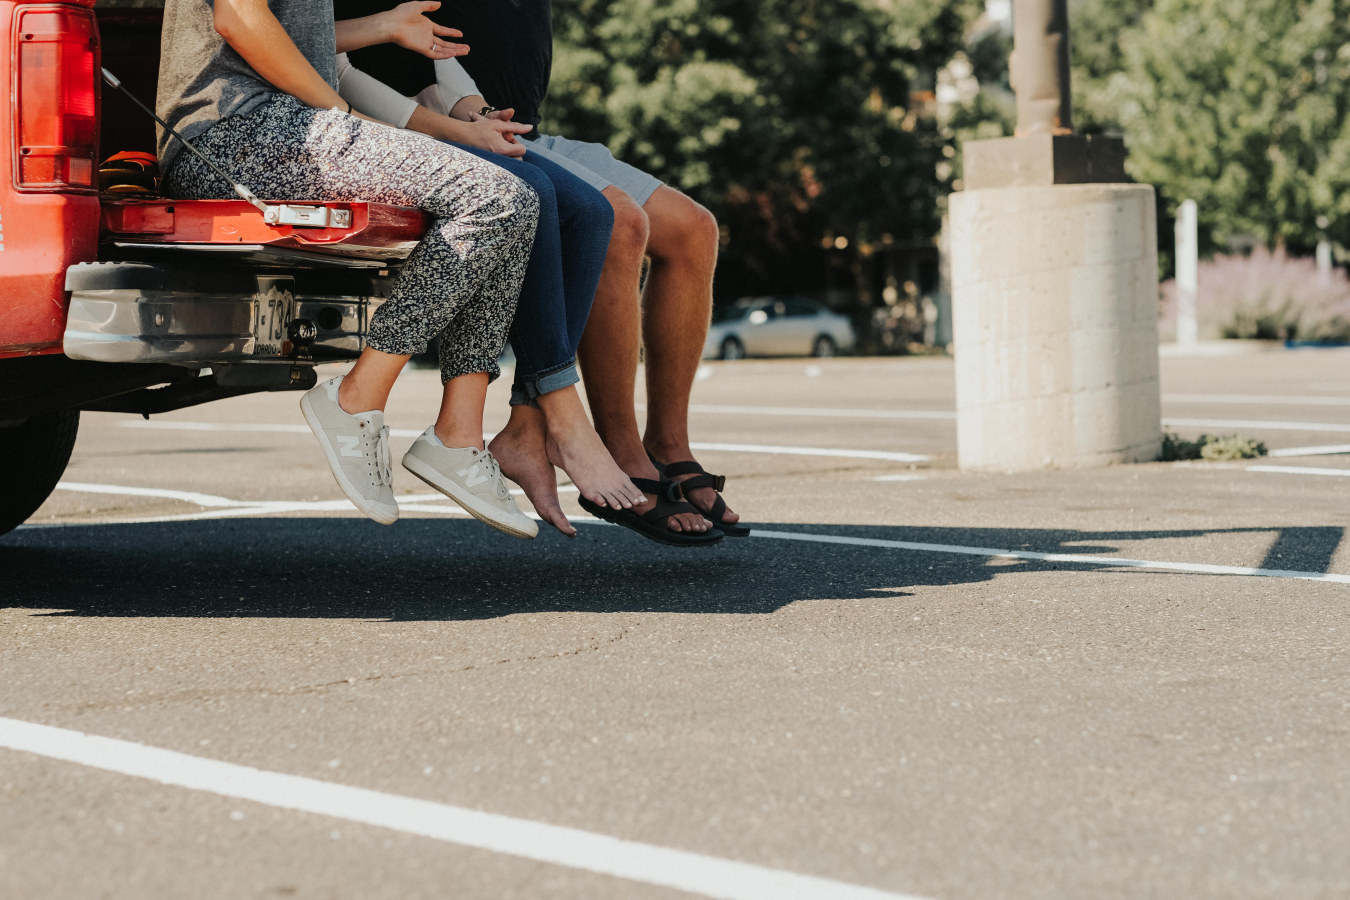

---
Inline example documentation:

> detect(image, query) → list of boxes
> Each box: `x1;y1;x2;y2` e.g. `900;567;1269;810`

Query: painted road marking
51;482;575;526
34;483;1350;584
1247;465;1350;478
1162;418;1350;434
754;530;1350;585
688;404;955;421
1163;393;1350;407
0;718;925;900
1268;444;1350;458
119;420;932;464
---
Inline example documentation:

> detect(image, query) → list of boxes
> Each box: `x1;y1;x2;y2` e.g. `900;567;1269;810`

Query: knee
582;190;615;236
500;174;541;232
665;200;719;260
607;197;649;261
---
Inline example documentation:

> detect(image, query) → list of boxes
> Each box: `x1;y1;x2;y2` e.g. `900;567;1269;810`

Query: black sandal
650;458;751;537
577;477;723;547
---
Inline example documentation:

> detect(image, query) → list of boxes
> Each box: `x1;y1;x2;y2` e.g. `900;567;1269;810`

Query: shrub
1159;247;1350;342
1160;433;1267;461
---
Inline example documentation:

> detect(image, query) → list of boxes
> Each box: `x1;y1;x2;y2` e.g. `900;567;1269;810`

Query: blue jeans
453;145;613;404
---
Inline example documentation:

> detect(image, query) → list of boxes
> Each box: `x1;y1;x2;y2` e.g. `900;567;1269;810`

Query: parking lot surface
3;346;1348;899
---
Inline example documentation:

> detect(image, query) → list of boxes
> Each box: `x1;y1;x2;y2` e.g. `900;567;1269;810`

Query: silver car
702;296;856;359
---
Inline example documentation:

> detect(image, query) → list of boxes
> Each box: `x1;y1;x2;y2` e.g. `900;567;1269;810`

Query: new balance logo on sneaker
456;464;490;488
299;375;399;525
402;427;537;539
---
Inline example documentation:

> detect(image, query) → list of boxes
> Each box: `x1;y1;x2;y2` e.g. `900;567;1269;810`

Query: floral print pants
163;94;539;383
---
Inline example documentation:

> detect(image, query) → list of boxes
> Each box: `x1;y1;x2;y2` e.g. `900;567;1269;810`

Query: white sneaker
402;428;538;539
299;375;398;525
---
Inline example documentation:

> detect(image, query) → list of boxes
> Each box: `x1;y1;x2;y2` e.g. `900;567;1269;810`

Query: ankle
643;436;692;465
433;425;484;451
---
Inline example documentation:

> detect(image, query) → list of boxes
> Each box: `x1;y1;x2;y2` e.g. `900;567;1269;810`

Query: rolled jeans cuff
510;361;579;406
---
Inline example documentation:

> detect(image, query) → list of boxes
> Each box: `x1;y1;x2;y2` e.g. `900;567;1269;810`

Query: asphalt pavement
2;345;1348;899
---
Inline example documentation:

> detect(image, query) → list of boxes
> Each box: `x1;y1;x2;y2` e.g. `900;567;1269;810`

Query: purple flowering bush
1160;247;1350;342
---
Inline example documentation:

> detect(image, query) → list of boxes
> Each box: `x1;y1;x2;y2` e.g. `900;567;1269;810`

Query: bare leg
638;187;740;526
577;187;709;533
432;372;489;450
337;347;411;413
489;404;576;536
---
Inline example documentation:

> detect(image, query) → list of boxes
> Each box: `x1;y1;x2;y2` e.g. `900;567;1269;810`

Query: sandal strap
631;476;684;504
660;460;726;492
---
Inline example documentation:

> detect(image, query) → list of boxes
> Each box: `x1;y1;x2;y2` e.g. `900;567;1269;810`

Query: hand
460;115;533;157
385;1;467;59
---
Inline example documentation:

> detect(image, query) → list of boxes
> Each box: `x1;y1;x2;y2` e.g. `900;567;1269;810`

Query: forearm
435;58;486;119
215;0;344;110
406;105;473;142
449;94;489;121
338;53;417;127
334;14;392;53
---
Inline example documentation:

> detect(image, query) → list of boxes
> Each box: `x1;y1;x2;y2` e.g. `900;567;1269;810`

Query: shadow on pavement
2;518;1343;620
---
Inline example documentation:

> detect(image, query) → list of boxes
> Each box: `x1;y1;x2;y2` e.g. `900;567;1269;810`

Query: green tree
547;0;978;310
1115;0;1350;253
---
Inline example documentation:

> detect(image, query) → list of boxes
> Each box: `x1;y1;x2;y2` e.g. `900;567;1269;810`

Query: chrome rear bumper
63;258;392;365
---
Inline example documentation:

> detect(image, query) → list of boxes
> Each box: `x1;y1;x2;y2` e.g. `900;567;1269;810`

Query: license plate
253;276;297;357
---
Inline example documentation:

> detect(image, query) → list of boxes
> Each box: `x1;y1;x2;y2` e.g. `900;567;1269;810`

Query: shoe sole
300;392;398;526
577;496;723;547
402;452;538;539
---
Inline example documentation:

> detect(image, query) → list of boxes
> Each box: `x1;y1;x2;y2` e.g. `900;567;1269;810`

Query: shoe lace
373;425;392;486
479;450;508;498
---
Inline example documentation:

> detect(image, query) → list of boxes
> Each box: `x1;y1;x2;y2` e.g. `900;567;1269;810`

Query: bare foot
537;388;645;511
614;456;712;534
488;406;576;537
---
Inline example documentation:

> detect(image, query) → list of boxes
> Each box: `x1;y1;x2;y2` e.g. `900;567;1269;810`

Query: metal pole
1175;199;1199;346
1012;0;1073;135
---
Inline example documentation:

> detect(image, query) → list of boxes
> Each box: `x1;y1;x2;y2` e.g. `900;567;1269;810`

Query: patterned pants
163;95;539;383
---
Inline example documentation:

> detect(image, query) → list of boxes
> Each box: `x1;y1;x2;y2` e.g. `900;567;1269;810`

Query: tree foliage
1076;0;1350;253
547;0;978;301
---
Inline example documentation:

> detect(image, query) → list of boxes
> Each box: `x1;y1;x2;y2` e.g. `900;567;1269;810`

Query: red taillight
14;6;99;191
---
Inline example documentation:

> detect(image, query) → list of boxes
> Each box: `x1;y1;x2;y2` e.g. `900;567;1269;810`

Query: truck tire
0;410;79;537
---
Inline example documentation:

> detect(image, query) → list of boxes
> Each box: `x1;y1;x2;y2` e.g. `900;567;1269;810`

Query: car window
782;298;818;317
712;301;756;323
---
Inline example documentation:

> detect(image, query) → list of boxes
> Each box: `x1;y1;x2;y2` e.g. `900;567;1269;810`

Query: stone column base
950;183;1161;472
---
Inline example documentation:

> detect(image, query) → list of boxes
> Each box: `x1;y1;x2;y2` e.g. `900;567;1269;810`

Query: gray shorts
526;133;664;207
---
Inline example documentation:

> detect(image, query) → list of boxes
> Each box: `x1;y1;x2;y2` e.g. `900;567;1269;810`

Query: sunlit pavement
3;346;1348;900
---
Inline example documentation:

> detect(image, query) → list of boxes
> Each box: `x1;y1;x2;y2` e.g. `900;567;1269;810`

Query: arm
337;53;532;155
434;59;524;134
214;0;345;110
334;1;466;58
336;53;417;127
436;58;487;119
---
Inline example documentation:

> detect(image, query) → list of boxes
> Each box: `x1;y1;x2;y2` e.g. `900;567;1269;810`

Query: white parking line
38;482;1350;584
119;420;932;464
1246;465;1350;478
1268;444;1350;458
1162;417;1350;433
754;531;1350;584
50;482;577;526
687;404;956;421
0;717;925;900
1163;393;1350;407
689;442;928;463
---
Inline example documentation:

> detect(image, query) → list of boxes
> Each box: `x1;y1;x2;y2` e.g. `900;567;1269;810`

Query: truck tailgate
102;198;431;262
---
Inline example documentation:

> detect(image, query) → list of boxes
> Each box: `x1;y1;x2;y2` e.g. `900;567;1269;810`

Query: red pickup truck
0;0;428;535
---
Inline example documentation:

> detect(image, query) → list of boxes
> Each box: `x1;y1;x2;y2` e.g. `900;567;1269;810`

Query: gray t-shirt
155;0;337;175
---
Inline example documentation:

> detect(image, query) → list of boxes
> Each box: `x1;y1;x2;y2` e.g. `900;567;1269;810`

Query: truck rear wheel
0;410;79;537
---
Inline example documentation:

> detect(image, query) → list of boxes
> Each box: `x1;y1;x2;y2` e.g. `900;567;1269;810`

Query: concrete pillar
950;183;1161;471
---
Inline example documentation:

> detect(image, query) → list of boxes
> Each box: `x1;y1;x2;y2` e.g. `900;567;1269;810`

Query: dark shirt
337;0;552;131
